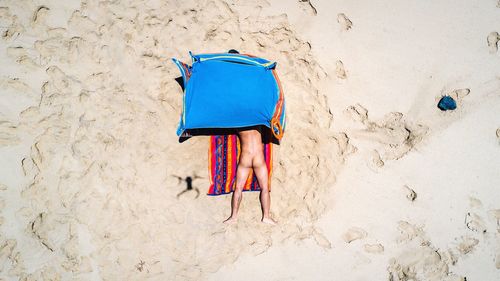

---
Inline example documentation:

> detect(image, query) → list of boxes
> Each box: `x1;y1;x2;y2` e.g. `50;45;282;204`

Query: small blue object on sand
437;96;457;111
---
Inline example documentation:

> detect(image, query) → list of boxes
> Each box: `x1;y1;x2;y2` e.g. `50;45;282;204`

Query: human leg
253;155;277;225
224;152;252;223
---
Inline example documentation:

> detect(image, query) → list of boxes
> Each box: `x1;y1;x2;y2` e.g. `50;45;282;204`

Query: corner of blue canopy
171;58;192;91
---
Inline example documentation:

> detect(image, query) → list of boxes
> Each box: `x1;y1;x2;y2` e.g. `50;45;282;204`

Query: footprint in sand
397;221;425;243
32;6;50;27
342;227;367;243
67;10;97;33
487;32;500;53
312;228;332;249
363;243;384;254
0;77;32;93
403;185;417;201
345;103;369;124
337;13;352;31
449;88;470;100
456;236;479;255
299;0;317;15
335;60;347;79
465;212;486;233
30;212;55;252
332;132;357;159
6;46;26;58
469;196;483;208
0;120;20;146
368;149;384;171
0;7;24;40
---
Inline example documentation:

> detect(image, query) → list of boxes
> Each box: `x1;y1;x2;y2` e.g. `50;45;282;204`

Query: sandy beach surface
0;0;499;280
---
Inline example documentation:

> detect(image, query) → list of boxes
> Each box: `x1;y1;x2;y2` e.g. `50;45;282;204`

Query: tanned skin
223;127;277;225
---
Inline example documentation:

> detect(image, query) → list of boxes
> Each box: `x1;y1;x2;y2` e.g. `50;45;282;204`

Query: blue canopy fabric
172;52;286;141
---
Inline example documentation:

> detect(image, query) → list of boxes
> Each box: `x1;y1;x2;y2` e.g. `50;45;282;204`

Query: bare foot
261;217;277;225
223;217;237;224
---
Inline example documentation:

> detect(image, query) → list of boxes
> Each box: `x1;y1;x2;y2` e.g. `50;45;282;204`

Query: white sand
0;0;499;280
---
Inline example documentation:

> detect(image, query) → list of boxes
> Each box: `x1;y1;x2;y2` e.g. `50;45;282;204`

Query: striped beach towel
207;135;272;196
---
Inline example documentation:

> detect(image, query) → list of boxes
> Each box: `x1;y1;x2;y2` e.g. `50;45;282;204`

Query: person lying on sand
223;125;277;225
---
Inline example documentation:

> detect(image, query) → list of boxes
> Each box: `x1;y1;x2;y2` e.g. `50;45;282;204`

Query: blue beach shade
172;52;286;141
437;96;457;111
